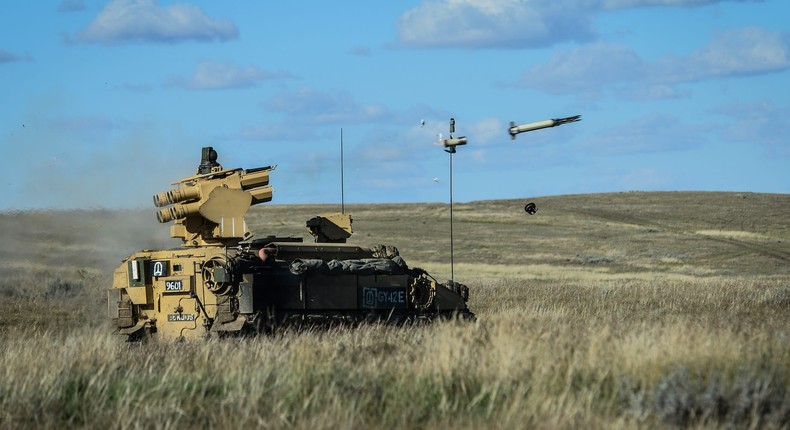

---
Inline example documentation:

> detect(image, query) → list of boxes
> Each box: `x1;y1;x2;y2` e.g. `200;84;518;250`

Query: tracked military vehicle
108;147;473;340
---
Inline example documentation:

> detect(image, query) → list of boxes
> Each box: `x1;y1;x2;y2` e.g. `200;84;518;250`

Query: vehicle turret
152;147;273;247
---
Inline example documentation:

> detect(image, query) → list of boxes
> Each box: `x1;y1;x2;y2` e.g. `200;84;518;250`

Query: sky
1;0;788;211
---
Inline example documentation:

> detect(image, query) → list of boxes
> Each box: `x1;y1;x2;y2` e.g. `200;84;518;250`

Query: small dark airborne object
524;202;538;215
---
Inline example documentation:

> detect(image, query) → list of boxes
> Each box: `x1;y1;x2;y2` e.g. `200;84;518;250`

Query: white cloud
616;84;689;101
714;100;790;156
519;43;645;95
74;0;237;45
579;112;712;154
264;88;391;125
602;0;761;9
350;46;372;57
57;0;85;13
518;28;790;99
657;27;790;83
396;0;765;50
238;89;398;142
397;0;596;49
468;117;504;144
0;48;30;63
168;61;292;90
238;123;319;142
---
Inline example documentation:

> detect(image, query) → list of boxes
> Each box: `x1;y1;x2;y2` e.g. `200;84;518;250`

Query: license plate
360;287;407;309
164;280;184;292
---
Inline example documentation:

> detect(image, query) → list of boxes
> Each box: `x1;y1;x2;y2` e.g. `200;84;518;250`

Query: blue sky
1;0;788;210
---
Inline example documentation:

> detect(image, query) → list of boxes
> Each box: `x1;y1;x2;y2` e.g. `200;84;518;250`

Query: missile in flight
508;115;581;140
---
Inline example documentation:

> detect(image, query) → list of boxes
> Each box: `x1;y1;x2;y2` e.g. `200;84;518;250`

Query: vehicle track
572;208;790;263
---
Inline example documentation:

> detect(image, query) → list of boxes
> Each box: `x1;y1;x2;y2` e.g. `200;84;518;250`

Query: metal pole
449;150;454;281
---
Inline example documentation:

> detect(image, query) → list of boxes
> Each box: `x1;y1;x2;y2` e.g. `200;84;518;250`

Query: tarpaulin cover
289;256;408;276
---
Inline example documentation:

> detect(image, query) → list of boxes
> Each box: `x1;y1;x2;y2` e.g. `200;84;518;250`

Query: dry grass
1;192;788;429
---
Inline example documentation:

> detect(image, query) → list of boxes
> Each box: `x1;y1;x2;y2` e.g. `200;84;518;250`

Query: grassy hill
1;192;788;428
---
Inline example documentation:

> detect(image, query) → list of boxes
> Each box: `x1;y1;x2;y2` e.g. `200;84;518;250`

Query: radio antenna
340;128;345;214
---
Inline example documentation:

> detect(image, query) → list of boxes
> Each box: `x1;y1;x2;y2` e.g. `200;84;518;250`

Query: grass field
1;192;788;429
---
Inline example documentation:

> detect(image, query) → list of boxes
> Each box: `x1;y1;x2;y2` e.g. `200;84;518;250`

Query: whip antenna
340;128;345;214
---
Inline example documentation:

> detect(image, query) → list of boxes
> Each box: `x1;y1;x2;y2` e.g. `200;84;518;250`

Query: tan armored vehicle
108;147;473;340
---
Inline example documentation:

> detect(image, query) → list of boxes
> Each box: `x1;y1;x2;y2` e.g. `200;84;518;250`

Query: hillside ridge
1;191;787;280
